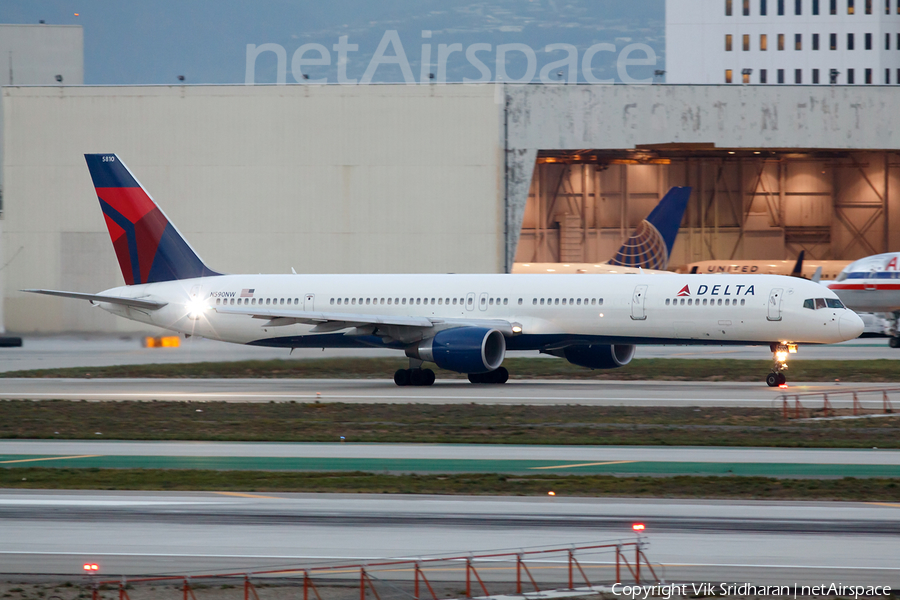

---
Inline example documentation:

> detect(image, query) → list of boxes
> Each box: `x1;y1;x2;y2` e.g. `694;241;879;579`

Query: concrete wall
1;84;502;332
503;84;900;267
0;24;83;86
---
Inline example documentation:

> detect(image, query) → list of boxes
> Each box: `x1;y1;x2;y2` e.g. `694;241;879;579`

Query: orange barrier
86;541;660;600
777;387;896;419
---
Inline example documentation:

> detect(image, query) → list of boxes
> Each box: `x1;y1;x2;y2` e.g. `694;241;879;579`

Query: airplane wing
22;289;168;310
213;305;515;335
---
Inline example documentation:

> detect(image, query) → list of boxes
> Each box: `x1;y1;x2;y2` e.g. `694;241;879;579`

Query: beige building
3;83;900;332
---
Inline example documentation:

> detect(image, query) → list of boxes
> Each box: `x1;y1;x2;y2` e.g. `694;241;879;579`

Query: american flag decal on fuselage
240;289;255;297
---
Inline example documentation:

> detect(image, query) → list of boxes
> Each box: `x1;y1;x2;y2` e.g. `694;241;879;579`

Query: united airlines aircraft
26;155;864;387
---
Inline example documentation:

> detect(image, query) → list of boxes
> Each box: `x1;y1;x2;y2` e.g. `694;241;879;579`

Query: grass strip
3;467;900;500
1;400;899;447
2;357;899;382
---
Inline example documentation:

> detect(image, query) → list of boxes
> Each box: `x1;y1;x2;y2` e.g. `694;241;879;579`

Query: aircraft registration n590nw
26;154;865;388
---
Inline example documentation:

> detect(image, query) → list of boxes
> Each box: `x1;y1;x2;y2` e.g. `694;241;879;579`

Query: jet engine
556;344;636;369
407;327;506;374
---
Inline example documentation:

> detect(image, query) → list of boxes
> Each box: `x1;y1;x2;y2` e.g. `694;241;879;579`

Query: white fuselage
94;273;863;350
829;253;900;314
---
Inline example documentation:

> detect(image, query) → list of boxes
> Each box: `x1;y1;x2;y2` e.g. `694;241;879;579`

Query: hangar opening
514;146;896;271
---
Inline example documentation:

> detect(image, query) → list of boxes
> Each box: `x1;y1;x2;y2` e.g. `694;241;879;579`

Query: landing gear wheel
467;368;508;384
890;337;900;349
394;369;410;387
467;372;484;384
777;372;787;386
492;367;509;384
766;372;779;387
423;369;436;386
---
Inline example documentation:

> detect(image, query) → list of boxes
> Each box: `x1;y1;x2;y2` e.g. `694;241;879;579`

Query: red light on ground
83;563;98;571
632;523;645;532
778;383;788;389
83;564;91;571
548;491;556;496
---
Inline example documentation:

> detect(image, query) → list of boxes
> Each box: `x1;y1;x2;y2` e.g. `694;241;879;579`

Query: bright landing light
186;298;207;320
776;351;788;362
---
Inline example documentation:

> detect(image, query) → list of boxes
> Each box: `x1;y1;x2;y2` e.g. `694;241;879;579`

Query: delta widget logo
677;285;690;297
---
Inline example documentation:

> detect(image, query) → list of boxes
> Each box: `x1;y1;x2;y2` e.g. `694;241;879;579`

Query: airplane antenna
291;267;297;274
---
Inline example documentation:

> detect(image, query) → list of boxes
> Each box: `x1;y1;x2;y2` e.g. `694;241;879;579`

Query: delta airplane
829;252;900;347
26;155;864;388
512;186;691;275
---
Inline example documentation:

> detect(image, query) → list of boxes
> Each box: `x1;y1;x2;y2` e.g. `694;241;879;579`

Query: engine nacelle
407;327;506;374
559;344;636;369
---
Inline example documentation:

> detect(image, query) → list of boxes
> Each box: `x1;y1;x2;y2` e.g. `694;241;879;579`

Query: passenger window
815;298;827;310
725;299;730;306
366;298;370;305
741;299;745;306
591;299;596;305
452;298;457;305
540;299;545;305
438;298;443;305
490;298;494;306
387;298;392;305
598;299;603;306
295;298;299;304
702;299;707;305
717;299;723;306
330;298;335;305
504;299;508;305
555;299;559;305
576;299;582;305
680;299;685;305
402;298;407;305
562;299;567;305
665;299;670;305
688;299;693;306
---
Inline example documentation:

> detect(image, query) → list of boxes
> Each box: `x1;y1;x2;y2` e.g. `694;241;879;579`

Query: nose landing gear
766;343;796;387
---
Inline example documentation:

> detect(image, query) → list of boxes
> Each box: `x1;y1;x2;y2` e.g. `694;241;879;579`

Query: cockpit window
826;298;844;309
804;297;845;310
836;272;848;282
815;298;827;310
803;299;814;310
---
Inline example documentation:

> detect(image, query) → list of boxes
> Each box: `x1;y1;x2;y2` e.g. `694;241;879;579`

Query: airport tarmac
0;490;897;584
2;441;899;477
0;335;897;373
2;377;897;407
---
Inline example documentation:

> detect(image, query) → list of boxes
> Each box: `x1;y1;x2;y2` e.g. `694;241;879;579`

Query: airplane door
865;268;878;291
466;293;475;311
189;285;201;300
767;288;783;321
304;294;315;311
631;285;648;320
478;292;489;311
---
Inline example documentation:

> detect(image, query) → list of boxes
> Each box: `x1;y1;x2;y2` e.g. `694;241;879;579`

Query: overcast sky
0;1;665;84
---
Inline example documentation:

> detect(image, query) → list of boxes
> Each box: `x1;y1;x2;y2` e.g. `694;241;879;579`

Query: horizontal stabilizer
22;289;168;310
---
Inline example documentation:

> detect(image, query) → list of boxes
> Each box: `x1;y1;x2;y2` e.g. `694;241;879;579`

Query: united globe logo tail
608;186;691;271
84;154;221;285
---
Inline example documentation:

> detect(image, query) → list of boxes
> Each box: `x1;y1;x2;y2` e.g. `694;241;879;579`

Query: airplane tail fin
608;186;691;271
790;250;805;278
84;154;221;285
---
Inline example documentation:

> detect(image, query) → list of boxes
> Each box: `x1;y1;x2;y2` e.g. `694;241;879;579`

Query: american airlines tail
84;154;221;285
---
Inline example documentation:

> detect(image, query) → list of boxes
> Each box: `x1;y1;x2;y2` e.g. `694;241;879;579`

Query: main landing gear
766;343;797;387
394;367;435;387
888;311;900;349
468;367;509;384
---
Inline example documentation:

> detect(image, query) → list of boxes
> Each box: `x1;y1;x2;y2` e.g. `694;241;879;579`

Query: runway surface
3;377;898;408
0;335;897;373
0;490;897;584
3;441;899;477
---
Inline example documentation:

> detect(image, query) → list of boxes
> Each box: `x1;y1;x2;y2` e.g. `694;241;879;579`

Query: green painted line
2;455;900;478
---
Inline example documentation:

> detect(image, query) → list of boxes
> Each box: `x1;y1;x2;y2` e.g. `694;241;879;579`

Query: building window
795;68;803;83
866;0;872;12
795;33;802;50
813;33;820;49
726;0;733;14
778;68;785;82
848;68;855;83
848;0;855;12
813;68;820;83
830;0;837;13
778;0;785;13
886;68;891;83
897;33;900;49
744;0;751;13
897;68;900;83
778;33;785;50
761;33;768;49
743;34;750;50
743;69;751;83
726;34;733;50
830;33;837;49
761;0;768;13
865;32;872;49
813;0;820;13
796;0;803;12
760;68;768;82
726;69;733;83
865;67;872;83
888;0;891;12
830;68;840;83
847;33;854;50
887;32;891;49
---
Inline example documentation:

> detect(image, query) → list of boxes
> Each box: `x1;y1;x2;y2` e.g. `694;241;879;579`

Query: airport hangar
2;83;900;333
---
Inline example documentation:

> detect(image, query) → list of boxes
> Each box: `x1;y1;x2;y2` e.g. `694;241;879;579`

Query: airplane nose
839;311;865;340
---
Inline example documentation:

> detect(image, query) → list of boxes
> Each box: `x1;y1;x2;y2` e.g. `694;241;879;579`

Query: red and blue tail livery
85;154;221;285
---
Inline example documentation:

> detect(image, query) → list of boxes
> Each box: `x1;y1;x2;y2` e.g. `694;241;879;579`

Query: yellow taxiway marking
214;491;284;500
867;502;900;508
530;460;636;470
0;455;101;464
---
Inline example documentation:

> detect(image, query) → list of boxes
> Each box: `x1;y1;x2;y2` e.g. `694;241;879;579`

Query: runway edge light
632;523;645;532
